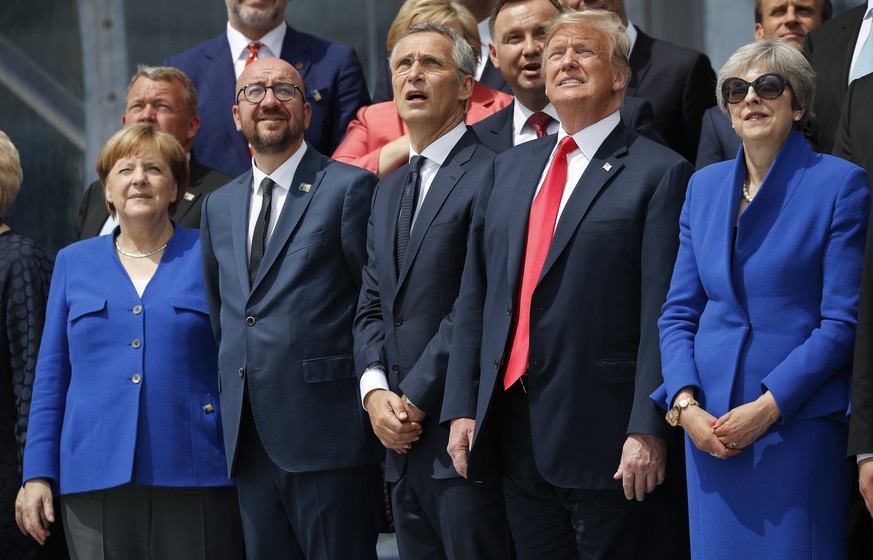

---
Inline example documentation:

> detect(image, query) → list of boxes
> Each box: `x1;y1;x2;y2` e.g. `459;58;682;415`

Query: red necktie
504;136;578;390
526;112;553;139
245;42;261;66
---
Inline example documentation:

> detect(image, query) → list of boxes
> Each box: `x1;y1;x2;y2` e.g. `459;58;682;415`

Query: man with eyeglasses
354;22;513;559
696;0;832;169
200;57;382;560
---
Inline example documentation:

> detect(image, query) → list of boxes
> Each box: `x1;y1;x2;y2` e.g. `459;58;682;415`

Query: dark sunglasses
721;73;790;104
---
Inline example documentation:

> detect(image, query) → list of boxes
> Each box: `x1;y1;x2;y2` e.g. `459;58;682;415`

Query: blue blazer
23;226;231;495
201;146;381;474
353;129;495;482
165;24;370;178
655;130;870;423
695;106;741;170
441;123;693;486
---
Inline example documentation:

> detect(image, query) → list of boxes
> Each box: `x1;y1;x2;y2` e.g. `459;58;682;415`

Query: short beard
228;3;283;29
250;127;294;154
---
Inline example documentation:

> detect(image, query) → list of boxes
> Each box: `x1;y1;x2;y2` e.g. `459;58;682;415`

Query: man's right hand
364;389;422;453
447;418;476;478
859;457;873;516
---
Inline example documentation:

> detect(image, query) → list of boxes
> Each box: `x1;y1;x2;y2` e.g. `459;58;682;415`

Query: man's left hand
613;433;666;501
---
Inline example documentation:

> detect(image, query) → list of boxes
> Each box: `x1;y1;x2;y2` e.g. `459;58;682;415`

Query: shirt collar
409;121;467;168
226;21;286;64
513;101;560;136
625;20;638;57
557;111;620;161
251;142;307;195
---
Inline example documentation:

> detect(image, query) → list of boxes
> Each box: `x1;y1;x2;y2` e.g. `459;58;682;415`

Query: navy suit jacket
695;106;741;170
165;24;370;178
441;123;693;487
833;72;873;181
472;96;664;154
628;27;716;164
72;157;231;241
804;3;867;154
200;145;381;474
353;129;495;482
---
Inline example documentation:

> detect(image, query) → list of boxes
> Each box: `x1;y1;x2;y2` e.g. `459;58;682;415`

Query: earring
794;114;801;121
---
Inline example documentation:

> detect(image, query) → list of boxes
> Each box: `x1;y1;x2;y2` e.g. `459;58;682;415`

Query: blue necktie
850;25;873;84
396;155;425;274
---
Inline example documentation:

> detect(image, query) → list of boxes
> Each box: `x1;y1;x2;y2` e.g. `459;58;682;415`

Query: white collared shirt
476;18;492;80
849;1;873;84
624;19;639;58
246;143;307;259
227;21;286;79
513;102;561;146
534;111;621;231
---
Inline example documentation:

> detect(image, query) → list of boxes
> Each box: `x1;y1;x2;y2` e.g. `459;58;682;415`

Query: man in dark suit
696;0;832;169
473;0;662;154
442;9;693;558
200;57;381;560
165;0;370;178
805;1;871;154
456;0;512;92
354;23;511;559
72;66;231;241
834;73;873;179
569;0;716;164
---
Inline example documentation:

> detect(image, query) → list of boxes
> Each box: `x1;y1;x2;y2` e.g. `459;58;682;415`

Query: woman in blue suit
16;124;243;560
654;40;870;559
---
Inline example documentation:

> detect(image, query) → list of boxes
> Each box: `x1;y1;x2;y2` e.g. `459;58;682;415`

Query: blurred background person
17;124;244;560
73;66;231;241
332;0;512;177
696;0;832;169
655;40;869;559
0;131;61;559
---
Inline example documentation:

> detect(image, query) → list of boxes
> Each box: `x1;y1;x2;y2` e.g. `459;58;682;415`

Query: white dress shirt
227;21;286;79
476;18;492;81
512;101;561;146
849;1;873;84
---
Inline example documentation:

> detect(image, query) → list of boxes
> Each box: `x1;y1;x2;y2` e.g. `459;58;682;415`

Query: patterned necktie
527;112;554;139
504;136;578;390
849;26;873;84
396;155;425;274
246;42;261;67
249;177;274;284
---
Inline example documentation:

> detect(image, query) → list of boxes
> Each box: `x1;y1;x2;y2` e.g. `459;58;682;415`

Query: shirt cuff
857;453;873;464
360;368;389;410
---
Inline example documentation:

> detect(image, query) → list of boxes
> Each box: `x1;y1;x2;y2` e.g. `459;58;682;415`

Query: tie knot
247;42;261;57
557;136;578;157
526;112;553;138
260;176;274;197
409;155;425;174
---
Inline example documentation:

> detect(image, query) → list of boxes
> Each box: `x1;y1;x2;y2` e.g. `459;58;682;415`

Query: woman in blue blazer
16;124;243;560
654;41;870;559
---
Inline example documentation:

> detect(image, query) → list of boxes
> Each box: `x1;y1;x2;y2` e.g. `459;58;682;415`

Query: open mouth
522;62;541;75
405;90;427;101
744;112;767;121
560;78;582;86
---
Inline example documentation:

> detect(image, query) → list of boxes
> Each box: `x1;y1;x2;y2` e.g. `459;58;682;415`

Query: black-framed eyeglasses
722;73;790;104
392;55;459;76
236;83;303;104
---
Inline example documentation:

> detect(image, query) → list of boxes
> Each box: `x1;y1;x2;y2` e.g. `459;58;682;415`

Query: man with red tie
442;9;693;559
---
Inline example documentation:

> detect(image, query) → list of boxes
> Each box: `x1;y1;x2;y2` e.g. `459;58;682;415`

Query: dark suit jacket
371;57;510;103
200;145;381;474
353;129;495;482
440;123;693;486
804;3;867;154
695;106;741;170
471;97;665;154
628;27;716;164
833;72;873;181
72;157;231;241
165;24;370;178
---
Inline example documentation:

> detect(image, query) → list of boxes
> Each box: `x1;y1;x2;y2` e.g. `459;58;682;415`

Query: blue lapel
230;171;255;293
280;25;313;84
200;36;245;162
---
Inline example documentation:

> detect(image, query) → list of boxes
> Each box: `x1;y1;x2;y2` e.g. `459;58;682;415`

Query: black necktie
396;155;425;274
249;176;274;283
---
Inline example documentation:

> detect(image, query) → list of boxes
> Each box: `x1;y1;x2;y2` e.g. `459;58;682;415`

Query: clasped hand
364;389;424;453
681;392;780;459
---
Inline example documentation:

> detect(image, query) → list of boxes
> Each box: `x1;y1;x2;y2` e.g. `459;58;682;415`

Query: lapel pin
183;192;196;201
298;183;312;192
311;89;322;102
295;62;304;70
602;163;613;172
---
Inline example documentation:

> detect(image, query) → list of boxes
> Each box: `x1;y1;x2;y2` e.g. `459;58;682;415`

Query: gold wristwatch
666;397;699;427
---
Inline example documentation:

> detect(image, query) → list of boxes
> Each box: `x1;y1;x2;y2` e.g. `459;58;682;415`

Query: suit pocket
424;219;464;239
580;219;636;233
68;298;107;322
600;359;636;384
301;354;356;383
289;230;325;254
171;295;210;315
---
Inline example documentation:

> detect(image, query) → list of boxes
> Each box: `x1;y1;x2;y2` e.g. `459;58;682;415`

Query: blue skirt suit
654;130;870;559
22;226;240;557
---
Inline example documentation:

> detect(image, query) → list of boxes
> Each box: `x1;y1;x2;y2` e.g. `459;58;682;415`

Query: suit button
392;364;400;373
246;316;256;326
393;315;403;326
131;373;142;384
132;305;143;315
239;367;245;378
131;339;141;349
506;307;512;316
493;360;500;369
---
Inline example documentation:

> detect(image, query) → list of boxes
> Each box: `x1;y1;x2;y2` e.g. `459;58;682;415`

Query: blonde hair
386;0;481;59
0;131;23;217
96;123;189;218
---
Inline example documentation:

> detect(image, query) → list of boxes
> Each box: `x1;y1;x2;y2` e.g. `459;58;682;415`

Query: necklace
115;237;168;258
742;177;754;203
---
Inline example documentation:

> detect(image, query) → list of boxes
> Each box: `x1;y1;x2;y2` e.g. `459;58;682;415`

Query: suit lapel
627;27;653;97
281;26;313;83
251;146;325;290
489;103;515;153
174;158;208;224
704;151;746;316
507;137;555;295
201;38;243;161
230;172;254;293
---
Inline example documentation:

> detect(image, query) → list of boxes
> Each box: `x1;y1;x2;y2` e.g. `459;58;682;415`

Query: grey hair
716;39;815;128
390;22;478;80
0;131;22;217
126;65;199;117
